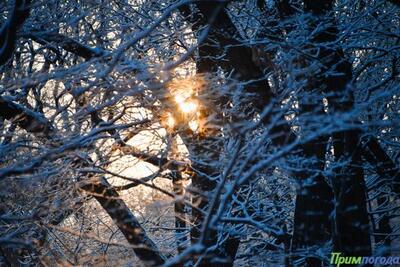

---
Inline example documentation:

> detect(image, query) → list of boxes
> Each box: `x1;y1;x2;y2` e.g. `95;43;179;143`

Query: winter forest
0;0;399;266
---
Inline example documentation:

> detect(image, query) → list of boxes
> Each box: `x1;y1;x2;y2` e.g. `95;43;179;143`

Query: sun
172;89;198;115
163;75;207;133
179;99;198;114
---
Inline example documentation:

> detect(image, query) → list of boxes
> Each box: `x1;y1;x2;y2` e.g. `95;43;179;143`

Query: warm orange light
174;94;186;105
188;120;199;132
166;113;176;128
161;112;176;130
166;75;208;134
180;100;198;114
173;91;198;115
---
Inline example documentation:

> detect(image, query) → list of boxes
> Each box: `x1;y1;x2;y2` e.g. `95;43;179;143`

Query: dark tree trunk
171;168;187;255
0;0;31;66
291;120;334;267
181;2;333;266
362;136;398;248
331;129;372;257
302;0;372;260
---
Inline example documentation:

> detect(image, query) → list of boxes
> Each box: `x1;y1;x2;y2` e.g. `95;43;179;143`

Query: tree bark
0;0;31;66
303;0;372;259
184;3;334;266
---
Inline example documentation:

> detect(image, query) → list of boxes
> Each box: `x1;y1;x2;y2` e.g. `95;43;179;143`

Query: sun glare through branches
0;0;399;266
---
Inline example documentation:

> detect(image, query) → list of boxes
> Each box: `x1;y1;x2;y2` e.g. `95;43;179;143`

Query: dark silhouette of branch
80;177;166;266
388;0;400;7
0;0;31;66
23;31;107;60
0;96;53;134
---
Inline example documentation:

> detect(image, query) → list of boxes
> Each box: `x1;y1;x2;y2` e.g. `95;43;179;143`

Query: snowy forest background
0;0;399;266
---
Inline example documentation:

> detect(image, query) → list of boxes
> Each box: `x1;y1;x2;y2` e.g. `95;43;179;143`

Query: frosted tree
0;0;399;266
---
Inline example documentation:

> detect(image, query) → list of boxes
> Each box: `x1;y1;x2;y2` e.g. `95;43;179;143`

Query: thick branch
0;0;31;66
80;177;166;266
0;96;53;134
24;31;107;60
388;0;400;7
362;135;400;193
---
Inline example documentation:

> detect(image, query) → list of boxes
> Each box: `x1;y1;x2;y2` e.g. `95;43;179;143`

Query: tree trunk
302;0;372;259
0;0;31;66
181;2;334;266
